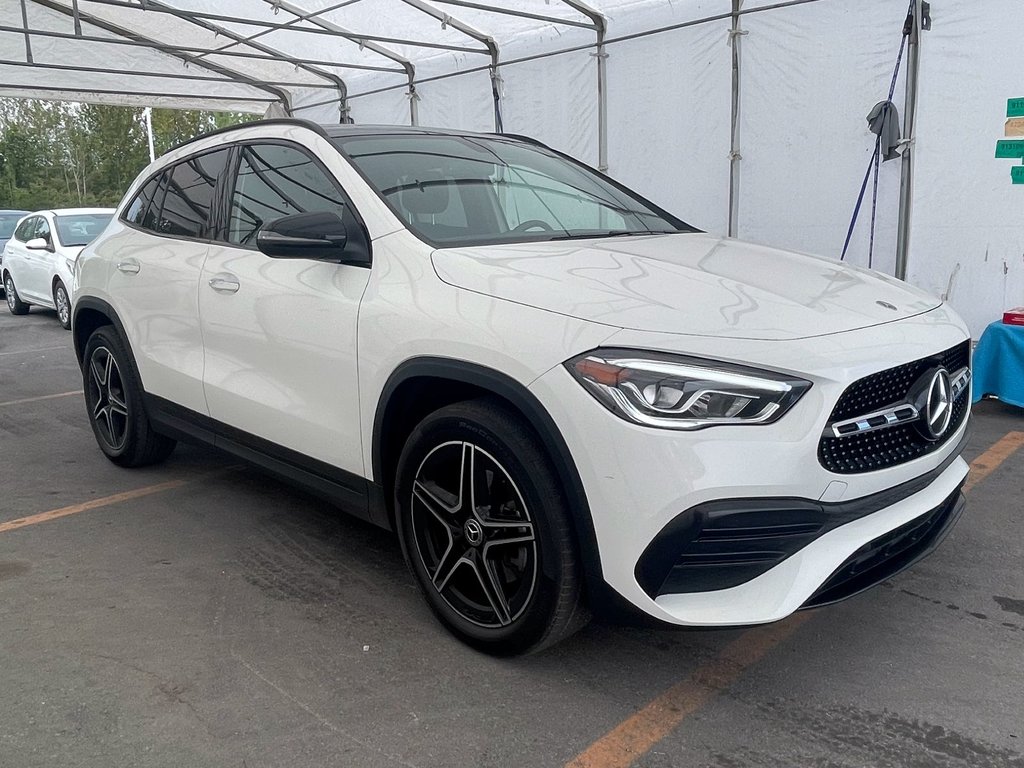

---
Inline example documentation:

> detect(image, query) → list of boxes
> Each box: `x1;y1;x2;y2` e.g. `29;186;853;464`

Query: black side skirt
144;394;384;528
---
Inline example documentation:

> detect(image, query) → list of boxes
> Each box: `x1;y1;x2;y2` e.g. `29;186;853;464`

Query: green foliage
0;99;258;210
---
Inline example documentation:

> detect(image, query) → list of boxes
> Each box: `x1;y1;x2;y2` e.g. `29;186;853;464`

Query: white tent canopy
2;0;1021;338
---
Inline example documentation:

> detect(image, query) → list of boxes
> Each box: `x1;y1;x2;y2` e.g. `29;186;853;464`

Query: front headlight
565;349;811;430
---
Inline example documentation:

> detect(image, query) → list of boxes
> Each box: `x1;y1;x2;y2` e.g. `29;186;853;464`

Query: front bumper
528;313;971;627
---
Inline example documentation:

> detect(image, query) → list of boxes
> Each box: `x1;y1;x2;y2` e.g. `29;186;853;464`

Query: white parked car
3;208;114;329
72;120;971;654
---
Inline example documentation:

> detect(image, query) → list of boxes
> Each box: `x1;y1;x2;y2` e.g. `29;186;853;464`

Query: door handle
116;259;140;274
208;273;240;294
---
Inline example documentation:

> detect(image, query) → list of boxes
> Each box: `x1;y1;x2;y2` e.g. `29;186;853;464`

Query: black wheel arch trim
372;356;611;606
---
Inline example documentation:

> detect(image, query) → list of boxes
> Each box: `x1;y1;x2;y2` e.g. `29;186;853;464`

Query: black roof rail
166;117;331;155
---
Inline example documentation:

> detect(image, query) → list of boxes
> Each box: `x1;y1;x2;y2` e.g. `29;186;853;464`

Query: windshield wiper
549;230;676;241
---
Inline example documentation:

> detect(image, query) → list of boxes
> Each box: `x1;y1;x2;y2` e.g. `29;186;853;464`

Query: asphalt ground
1;306;1022;768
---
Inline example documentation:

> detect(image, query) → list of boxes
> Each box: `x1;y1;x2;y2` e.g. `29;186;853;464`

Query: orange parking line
0;390;82;408
567;430;1024;768
0;478;192;535
565;614;812;768
963;431;1024;493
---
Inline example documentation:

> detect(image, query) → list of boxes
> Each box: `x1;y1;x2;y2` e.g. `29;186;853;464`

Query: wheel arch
372;357;605;594
73;296;127;366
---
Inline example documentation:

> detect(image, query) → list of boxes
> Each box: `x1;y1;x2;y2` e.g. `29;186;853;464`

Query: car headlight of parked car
566;349;812;430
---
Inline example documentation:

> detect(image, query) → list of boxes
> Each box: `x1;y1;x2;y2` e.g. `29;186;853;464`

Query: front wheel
53;280;71;330
394;399;588;655
5;274;29;315
82;326;176;467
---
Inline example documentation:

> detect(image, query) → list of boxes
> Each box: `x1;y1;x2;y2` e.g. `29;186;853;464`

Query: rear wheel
4;274;29;315
394;399;588;655
53;280;71;330
82;326;176;467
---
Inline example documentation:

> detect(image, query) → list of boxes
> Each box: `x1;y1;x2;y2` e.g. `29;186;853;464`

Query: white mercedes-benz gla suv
73;120;971;654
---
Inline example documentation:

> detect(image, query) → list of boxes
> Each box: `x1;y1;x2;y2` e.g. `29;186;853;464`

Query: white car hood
430;233;941;341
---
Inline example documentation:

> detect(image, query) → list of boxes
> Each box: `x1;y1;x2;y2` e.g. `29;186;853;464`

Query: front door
199;141;370;480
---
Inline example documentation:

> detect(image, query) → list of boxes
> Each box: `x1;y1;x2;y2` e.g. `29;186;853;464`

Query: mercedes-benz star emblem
464;518;484;547
923;368;953;440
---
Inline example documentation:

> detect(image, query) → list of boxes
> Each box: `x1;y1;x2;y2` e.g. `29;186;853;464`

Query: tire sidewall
82;327;146;461
395;403;571;654
54;281;71;329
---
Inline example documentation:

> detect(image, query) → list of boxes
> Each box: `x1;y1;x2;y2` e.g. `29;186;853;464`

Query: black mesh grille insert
819;341;970;474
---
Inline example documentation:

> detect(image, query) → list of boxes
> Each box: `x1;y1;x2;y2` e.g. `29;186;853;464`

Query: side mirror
256;211;367;265
26;237;52;252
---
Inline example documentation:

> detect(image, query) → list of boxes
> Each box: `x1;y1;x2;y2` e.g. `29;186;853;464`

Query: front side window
13;217;34;242
157;150;229;238
35;217;51;243
334;134;690;247
54;214;113;247
227;143;350;246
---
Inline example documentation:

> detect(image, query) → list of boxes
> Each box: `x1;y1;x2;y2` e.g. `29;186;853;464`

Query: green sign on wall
995;140;1024;158
1013;166;1024;185
1009;98;1024;118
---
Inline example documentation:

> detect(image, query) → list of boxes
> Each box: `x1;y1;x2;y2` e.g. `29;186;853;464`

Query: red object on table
1004;308;1024;326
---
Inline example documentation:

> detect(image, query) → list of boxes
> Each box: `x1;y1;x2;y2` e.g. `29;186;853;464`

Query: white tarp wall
1;0;1018;337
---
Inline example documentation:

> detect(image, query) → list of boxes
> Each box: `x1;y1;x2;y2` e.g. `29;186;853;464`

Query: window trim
118;146;232;246
217;137;372;267
330;133;698;250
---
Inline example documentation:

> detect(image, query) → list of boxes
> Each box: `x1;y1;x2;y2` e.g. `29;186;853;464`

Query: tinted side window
36;217;51;242
227;144;349;246
124;176;160;227
157;150;229;238
143;172;169;232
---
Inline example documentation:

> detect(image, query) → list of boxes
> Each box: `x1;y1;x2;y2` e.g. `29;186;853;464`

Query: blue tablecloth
972;321;1024;408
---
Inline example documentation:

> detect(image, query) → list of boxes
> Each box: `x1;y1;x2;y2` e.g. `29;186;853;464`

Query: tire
4;273;29;315
53;280;71;330
394;398;588;655
82;326;176;467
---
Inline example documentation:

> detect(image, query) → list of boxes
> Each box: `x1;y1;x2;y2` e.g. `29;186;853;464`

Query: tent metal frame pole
0;59;345;89
0;83;276;103
128;0;348;119
259;0;416;125
24;1;294;112
395;0;502;131
431;0;596;30
0;22;403;72
895;0;923;281
562;1;608;171
727;0;746;238
70;0;82;35
19;0;33;63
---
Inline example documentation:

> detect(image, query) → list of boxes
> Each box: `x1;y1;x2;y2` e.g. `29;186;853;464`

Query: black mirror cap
256;211;370;266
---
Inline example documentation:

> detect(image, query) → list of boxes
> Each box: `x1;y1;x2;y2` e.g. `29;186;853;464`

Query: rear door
107;149;230;413
199;140;370;487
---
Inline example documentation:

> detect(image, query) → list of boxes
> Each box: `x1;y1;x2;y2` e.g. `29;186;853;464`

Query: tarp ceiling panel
415;69;494;134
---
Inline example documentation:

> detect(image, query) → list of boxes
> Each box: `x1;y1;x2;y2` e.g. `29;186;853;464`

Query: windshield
0;214;22;240
54;213;112;247
333;134;691;247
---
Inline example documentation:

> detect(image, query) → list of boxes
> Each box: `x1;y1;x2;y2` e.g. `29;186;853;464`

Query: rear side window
227;143;350;246
157;150;229;238
124;176;159;227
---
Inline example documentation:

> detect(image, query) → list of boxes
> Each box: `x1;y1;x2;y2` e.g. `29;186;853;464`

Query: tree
0;98;258;209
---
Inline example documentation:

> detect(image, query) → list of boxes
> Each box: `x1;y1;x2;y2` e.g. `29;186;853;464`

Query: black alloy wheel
395;399;587;655
82;326;176;467
54;280;71;330
411;441;539;629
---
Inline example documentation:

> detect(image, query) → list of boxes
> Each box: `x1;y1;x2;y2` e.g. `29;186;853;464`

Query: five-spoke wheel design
86;345;130;452
411;441;538;629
